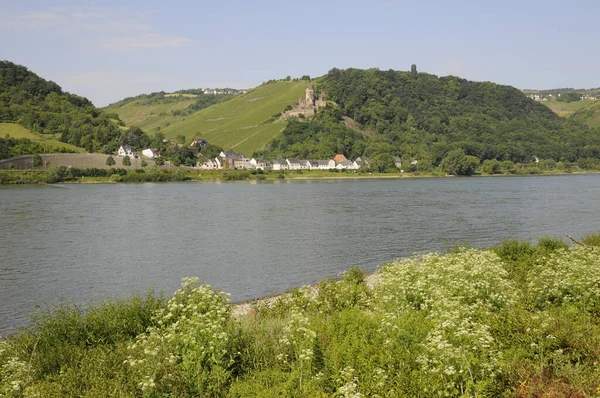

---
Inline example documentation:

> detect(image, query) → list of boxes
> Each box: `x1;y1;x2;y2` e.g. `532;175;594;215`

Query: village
117;143;407;172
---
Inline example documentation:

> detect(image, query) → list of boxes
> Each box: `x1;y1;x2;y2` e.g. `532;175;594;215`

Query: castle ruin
282;85;327;118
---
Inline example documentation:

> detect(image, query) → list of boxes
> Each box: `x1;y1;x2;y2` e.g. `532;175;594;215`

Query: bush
582;232;600;247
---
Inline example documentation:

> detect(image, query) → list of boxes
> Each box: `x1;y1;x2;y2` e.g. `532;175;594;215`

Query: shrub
582;232;600;247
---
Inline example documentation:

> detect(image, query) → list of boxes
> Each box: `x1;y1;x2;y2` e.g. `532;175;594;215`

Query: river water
1;175;599;335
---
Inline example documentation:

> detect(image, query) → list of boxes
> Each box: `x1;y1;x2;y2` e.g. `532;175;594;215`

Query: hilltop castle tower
282;85;326;118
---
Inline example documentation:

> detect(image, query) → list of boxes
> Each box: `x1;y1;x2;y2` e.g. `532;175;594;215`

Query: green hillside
106;96;197;128
543;99;600;128
0;60;149;154
108;81;310;156
0;123;85;152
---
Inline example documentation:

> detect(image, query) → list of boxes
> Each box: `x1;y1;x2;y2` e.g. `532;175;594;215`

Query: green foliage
30;154;42;167
318;68;600;164
481;158;501;174
262;108;366;160
0;61;151;152
441;149;479;175
121;155;131;167
558;92;582;103
0;290;164;395
582;232;600;247
373;153;395;172
126;278;233;396
0;136;77;160
105;155;115;167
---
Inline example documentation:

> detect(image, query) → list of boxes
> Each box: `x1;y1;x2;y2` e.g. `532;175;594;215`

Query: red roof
333;154;346;162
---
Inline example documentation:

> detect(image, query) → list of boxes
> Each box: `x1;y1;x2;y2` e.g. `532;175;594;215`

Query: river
1;175;599;335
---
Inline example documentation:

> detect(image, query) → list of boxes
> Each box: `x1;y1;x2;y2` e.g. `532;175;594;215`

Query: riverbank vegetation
1;161;599;185
1;234;600;396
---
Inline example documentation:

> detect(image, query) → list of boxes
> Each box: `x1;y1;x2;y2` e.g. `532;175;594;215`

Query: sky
1;0;598;107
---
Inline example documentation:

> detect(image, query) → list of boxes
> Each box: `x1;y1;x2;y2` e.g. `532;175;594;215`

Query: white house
353;157;367;169
286;159;307;170
336;160;354;170
307;159;335;170
198;157;222;170
250;158;267;170
198;158;216;170
272;160;289;171
393;156;402;169
118;145;137;157
234;155;251;170
142;148;159;158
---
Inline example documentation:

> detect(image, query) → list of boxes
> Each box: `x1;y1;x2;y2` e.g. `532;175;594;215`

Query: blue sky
1;0;598;106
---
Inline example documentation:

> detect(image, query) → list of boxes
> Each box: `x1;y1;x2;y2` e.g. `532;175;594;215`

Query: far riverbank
1;167;598;185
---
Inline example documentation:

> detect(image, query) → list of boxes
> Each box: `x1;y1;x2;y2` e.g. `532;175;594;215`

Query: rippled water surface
1;175;599;334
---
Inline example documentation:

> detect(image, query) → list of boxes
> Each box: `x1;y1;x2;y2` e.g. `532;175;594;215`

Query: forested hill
0;61;148;152
264;68;600;165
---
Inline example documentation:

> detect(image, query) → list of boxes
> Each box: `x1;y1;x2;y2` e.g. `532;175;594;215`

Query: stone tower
305;85;315;105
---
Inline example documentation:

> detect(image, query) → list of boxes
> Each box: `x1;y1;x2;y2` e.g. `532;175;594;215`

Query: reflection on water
1;175;600;335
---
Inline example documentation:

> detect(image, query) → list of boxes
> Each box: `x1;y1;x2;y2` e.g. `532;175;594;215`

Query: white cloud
102;34;191;51
2;6;188;51
8;7;67;28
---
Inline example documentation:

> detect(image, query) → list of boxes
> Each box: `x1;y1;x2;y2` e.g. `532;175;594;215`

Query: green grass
105;98;196;128
0;123;86;153
107;80;311;156
543;99;600;127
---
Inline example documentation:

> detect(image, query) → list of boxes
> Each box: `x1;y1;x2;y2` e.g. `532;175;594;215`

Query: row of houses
527;93;598;101
119;145;411;172
202;88;248;95
198;152;406;171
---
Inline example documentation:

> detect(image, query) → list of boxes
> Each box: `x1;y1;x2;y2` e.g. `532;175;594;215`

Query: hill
0;123;85;154
262;68;600;167
107;80;310;156
543;99;600;128
0;61;149;155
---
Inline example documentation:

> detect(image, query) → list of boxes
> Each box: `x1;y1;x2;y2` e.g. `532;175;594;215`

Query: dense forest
262;68;600;168
0;61;149;153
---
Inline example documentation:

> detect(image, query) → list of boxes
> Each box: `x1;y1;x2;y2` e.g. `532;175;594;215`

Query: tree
31;154;43;168
155;157;165;166
373;153;395;172
411;64;418;75
141;160;148;168
122;155;131;167
441;149;479;176
481;159;501;174
176;135;187;145
106;156;115;167
558;92;582;103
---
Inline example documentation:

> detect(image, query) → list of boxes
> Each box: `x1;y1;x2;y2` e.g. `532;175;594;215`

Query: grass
0;123;85;153
543;99;600;127
105;98;196;128
107;80;311;156
2;235;600;396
